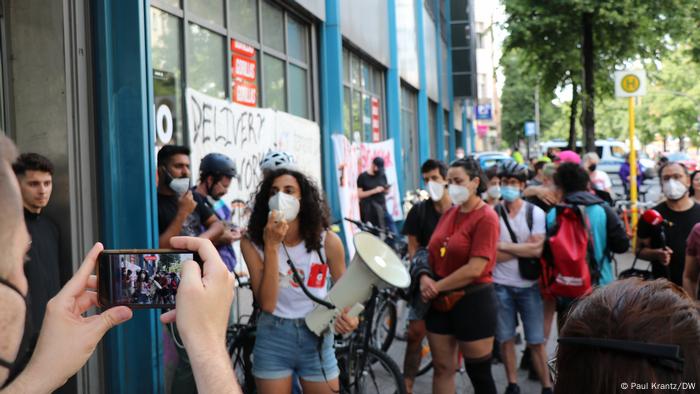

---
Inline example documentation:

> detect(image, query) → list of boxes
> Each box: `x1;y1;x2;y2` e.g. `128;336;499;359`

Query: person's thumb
92;306;133;336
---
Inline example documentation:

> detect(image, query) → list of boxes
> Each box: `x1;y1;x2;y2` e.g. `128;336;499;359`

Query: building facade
0;0;475;392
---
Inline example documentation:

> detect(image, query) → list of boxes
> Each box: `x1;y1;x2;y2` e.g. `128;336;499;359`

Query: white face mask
663;179;687;201
170;177;191;196
427;181;446;202
448;184;471;205
487;185;501;200
268;192;301;222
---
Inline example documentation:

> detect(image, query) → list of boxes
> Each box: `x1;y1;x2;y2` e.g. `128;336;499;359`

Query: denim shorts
494;283;545;345
252;312;339;382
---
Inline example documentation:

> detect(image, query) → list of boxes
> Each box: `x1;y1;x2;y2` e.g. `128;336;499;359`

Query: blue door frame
93;1;163;392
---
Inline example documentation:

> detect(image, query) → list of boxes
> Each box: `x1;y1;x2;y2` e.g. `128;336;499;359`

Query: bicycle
226;275;258;394
336;286;407;394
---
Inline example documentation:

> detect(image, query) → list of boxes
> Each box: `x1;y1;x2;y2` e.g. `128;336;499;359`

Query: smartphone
98;249;201;309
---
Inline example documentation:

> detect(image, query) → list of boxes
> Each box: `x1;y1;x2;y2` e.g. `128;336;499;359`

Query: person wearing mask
546;163;629;321
683;223;700;299
638;162;700;286
357;157;397;236
582;152;613;198
157;145;224;248
689;170;700;204
524;150;581;209
0;135;241;393
420;158;499;394
240;168;358;394
552;279;699;394
193;153;242;271
484;165;501;206
156;145;224;393
493;162;552;394
400;159;451;394
10;153;61;374
527;160;548;187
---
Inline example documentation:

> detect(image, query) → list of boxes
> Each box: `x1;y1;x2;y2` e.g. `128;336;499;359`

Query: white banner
186;88;321;204
332;135;403;255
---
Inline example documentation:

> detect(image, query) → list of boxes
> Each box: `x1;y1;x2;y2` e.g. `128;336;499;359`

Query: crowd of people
0;131;699;394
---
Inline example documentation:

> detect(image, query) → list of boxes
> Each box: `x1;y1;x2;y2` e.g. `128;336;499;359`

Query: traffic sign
524;121;536;137
614;70;647;97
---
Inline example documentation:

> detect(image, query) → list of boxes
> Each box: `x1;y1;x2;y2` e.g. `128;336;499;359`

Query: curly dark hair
247;168;330;253
449;157;487;194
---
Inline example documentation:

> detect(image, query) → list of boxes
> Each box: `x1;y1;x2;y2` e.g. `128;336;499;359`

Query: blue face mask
501;186;521;202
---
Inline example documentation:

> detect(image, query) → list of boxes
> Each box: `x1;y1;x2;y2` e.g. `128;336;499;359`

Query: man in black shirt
638;162;700;285
357;157;396;235
11;153;60;371
401;159;451;394
156;145;224;394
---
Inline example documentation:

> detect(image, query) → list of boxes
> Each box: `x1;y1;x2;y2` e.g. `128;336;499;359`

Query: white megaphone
305;232;411;336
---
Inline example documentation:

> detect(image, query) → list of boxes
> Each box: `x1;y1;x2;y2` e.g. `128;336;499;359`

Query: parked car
539;139;656;175
472;151;513;169
664;152;698;172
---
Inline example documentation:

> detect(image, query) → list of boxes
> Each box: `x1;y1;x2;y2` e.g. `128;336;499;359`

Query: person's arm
603;205;629;253
498;235;545;258
637;237;672;265
358;186;383;200
159;191;197;248
199;216;225;242
523;185;557;205
683;255;699;300
3;243;133;393
407;235;420;259
159;237;241;394
435;257;489;292
323;231;359;334
496;248;516;263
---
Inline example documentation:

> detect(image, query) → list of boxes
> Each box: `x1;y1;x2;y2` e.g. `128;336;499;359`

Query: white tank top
255;234;329;319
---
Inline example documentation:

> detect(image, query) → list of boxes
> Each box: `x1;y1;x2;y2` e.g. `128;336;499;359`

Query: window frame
150;0;317;145
342;46;387;143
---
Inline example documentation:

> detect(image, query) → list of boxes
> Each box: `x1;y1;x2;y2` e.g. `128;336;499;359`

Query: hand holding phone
159;237;235;352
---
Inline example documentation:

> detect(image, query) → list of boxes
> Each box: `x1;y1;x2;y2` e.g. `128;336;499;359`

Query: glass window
261;0;284;52
351;55;360;88
162;0;181;8
612;145;626;159
361;62;370;91
401;85;419;191
443;110;450;160
342;49;350;83
343;87;351;139
151;8;184;145
288;64;307;118
263;54;285;110
187;23;226;99
229;0;258;40
189;0;224;27
352;91;362;142
429;101;437;159
287;16;307;62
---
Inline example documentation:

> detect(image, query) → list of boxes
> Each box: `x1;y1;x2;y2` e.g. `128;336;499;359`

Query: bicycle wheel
415;337;433;377
372;298;397;352
228;329;256;393
337;345;407;394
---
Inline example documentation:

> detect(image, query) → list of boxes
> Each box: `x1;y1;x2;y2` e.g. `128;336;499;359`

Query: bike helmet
199;153;237;179
260;150;295;173
499;160;529;182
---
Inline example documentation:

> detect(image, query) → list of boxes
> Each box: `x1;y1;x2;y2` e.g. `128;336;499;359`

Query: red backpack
541;205;599;299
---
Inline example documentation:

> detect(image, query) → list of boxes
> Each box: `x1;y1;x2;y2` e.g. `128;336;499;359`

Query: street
232;249;646;394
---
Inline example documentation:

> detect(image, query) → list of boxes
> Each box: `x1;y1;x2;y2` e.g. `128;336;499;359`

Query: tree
503;0;700;153
500;50;558;149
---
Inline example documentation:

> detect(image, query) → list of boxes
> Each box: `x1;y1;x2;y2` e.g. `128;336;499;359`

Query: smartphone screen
98;249;199;309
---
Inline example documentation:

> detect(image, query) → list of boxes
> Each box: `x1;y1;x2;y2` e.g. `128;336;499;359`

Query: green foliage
500;50;559;146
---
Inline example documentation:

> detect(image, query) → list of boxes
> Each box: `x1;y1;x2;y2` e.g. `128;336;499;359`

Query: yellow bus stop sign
621;74;641;94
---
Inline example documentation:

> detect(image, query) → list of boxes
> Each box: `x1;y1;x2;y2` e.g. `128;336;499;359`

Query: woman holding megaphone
240;168;358;394
420;158;500;394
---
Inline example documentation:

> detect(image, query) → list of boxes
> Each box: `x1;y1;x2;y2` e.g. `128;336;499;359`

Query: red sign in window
232;56;256;81
144;255;157;261
234;83;257;107
371;97;381;142
231;39;255;57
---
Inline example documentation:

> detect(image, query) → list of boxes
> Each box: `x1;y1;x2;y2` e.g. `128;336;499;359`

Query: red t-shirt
686;223;700;261
427;204;499;283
